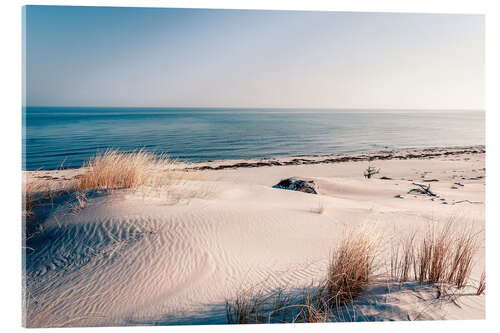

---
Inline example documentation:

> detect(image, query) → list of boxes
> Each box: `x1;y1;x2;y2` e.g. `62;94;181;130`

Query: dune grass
226;228;376;324
225;285;334;324
390;232;417;282
226;223;483;324
390;221;481;290
326;228;376;307
225;286;296;324
74;149;177;191
23;149;208;220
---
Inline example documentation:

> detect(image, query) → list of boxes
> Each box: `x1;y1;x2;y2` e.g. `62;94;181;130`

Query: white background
1;1;498;332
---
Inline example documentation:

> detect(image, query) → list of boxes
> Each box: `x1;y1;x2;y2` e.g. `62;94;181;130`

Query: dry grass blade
447;230;479;288
225;285;328;324
391;232;417;282
428;222;453;283
225;287;268;324
476;271;485;295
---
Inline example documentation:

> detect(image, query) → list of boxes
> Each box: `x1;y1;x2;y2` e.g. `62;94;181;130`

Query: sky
24;6;484;110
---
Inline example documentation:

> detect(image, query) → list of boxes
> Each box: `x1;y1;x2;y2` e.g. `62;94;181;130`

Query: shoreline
186;145;485;171
24;145;485;175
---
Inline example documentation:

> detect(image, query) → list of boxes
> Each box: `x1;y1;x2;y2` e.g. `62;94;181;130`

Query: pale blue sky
24;6;484;109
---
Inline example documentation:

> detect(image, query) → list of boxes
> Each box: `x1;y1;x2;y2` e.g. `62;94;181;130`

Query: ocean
23;107;485;170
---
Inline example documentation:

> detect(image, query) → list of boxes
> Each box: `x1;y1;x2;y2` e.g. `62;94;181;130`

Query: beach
22;145;485;327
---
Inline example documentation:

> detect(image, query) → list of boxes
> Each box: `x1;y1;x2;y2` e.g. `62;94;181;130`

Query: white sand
23;147;485;327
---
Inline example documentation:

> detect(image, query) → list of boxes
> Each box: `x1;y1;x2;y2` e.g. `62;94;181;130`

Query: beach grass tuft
74;149;176;191
390;221;480;289
326;227;376;307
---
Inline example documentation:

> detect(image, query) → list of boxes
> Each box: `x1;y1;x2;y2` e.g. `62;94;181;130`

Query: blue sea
23;107;485;170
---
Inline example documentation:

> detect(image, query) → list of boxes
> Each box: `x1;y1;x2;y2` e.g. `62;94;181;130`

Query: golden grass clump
74;149;176;191
326;228;376;307
418;221;479;288
391;221;481;289
419;222;454;283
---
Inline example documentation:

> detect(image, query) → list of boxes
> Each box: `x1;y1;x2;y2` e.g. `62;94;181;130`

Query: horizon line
23;106;484;111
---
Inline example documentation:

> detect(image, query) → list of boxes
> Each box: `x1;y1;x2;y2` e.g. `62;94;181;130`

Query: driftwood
409;182;437;197
364;165;380;179
453;200;482;204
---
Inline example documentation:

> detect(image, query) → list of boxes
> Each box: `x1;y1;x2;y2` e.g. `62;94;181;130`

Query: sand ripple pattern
24;189;338;327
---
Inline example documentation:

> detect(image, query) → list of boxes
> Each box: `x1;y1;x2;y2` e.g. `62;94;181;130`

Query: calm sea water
23;107;485;170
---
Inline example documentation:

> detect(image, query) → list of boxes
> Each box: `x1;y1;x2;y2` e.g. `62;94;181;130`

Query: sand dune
23;147;485;327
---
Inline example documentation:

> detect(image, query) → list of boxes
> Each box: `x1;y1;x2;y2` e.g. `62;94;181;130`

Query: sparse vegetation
390;221;481;290
226;223;483;324
23;176;74;239
225;284;333;324
226;228;376;324
71;191;88;214
476;271;485;295
326;228;376;307
23;179;43;220
363;164;380;179
23;149;209;224
225;287;295;324
390;232;417;282
74;149;176;191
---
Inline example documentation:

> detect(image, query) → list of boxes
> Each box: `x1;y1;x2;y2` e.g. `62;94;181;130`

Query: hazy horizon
24;6;484;110
25;106;483;112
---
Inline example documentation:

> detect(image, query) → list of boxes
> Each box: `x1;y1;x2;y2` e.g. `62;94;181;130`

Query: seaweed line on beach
187;146;485;171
